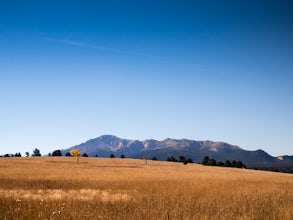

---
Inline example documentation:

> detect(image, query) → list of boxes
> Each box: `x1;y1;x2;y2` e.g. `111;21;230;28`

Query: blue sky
0;0;292;156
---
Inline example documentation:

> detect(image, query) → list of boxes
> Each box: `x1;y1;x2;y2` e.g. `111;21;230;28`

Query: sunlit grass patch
0;157;292;219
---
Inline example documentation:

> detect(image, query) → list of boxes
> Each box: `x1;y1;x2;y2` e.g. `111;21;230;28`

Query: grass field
0;157;292;219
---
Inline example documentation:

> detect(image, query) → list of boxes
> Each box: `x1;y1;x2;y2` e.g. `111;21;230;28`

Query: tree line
166;156;193;164
201;156;246;168
1;148;42;157
1;149;246;169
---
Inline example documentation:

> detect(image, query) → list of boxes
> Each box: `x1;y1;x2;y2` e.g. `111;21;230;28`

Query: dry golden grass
0;157;292;219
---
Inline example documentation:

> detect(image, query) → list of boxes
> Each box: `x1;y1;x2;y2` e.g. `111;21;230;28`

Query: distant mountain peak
61;135;293;171
98;135;120;140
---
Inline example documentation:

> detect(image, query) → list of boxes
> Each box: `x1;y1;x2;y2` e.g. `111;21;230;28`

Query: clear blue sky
0;0;292;156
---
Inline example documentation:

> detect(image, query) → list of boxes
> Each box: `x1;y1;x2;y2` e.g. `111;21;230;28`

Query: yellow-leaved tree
70;149;81;163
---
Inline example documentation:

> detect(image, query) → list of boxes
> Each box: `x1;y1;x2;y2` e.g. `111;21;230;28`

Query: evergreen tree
224;160;232;167
167;156;177;162
202;156;210;165
187;158;194;163
179;155;187;163
32;148;41;156
231;160;237;167
14;152;21;157
208;158;217;166
235;161;246;168
52;150;62;156
217;161;224;166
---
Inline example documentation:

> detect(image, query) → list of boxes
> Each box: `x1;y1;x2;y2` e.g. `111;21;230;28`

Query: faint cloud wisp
45;37;159;59
45;37;206;72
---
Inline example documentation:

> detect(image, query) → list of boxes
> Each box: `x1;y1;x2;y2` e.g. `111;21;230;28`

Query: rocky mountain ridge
61;135;293;171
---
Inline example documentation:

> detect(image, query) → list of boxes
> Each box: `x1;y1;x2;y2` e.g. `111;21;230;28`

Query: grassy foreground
0;157;292;219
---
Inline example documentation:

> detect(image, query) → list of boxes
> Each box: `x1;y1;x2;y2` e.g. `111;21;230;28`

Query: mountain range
61;135;293;172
